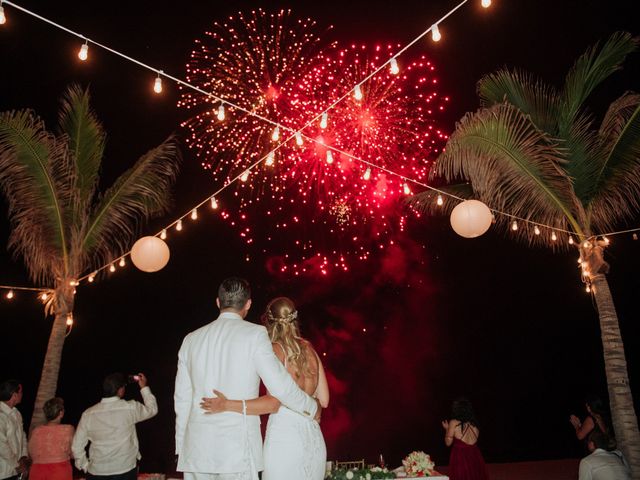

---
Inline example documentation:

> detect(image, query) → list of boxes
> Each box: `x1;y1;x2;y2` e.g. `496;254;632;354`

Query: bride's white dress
261;353;326;480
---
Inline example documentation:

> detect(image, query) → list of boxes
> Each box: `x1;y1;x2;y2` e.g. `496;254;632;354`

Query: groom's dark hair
218;277;251;310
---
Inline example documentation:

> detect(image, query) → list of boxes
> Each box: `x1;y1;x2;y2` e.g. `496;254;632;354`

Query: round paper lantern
449;200;493;238
131;236;170;272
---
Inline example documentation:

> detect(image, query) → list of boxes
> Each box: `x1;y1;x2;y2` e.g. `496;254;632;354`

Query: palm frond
432;102;583;246
560;31;638;129
0;110;72;284
57;85;105;210
477;68;561;134
587;96;640;231
79;136;181;271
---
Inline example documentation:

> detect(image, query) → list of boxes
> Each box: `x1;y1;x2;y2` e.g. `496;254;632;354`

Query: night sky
1;0;640;472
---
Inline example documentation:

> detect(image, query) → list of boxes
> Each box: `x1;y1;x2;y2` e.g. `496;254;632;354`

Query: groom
175;277;319;480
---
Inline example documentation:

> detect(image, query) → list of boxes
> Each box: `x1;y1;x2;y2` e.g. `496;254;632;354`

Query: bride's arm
201;390;281;415
314;349;330;408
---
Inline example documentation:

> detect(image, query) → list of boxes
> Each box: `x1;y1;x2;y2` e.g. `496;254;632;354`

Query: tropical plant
0;85;180;428
411;32;640;476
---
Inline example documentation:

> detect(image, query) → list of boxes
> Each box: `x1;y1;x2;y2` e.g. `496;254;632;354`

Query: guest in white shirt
72;372;158;480
579;429;630;480
0;380;29;480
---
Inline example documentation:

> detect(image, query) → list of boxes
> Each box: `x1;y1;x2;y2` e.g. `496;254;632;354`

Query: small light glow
217;103;225;121
240;170;250;182
6;290;14;299
41;293;48;301
569;236;575;245
431;24;441;42
534;226;541;235
160;229;167;240
88;274;95;283
265;151;275;166
354;84;363;101
326;151;334;164
403;183;411;195
551;231;557;241
511;220;518;231
66;314;73;326
320;112;328;129
481;0;491;7
603;235;610;245
436;194;443;206
210;197;218;209
154;74;163;94
363;168;371;180
191;208;198;220
389;58;399;75
295;132;303;146
271;126;280;141
586;284;591;293
119;257;126;267
583;241;591;248
176;219;183;231
0;6;7;25
633;233;638;241
78;42;89;61
109;264;116;273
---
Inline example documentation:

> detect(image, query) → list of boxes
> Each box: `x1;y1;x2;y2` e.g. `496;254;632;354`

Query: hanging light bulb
534;226;541;235
176;219;183;231
191;208;198;220
602;235;610;245
436;194;444;206
403;183;411;195
320;112;328;129
481;0;491;7
109;264;116;273
153;73;163;94
354;84;363;101
41;292;48;301
431;24;441;42
271;126;280;142
511;220;518;231
551;231;557;241
363;168;371;181
569;236;575;245
160;229;167;240
326;151;334;164
633;233;638;241
586;284;591;293
119;257;126;267
0;5;7;25
217;103;225;121
389;58;399;75
6;290;14;299
295;132;303;146
265;151;275;166
88;274;95;283
66;314;73;326
240;170;250;182
78;41;89;61
210;197;218;209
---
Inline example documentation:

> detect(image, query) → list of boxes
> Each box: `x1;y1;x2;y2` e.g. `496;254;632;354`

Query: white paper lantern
449;200;493;238
131;236;170;272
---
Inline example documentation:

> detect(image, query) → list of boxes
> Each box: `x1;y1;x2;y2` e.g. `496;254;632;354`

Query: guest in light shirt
72;372;158;480
0;380;29;480
28;397;74;480
579;430;630;480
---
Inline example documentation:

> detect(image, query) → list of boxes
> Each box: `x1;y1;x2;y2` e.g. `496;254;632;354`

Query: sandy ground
437;458;580;480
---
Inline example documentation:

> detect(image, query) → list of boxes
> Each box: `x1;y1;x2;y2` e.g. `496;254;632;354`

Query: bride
200;297;330;480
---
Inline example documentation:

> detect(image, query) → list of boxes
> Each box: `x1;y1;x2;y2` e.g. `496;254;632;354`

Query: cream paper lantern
131;236;170;272
449;200;493;238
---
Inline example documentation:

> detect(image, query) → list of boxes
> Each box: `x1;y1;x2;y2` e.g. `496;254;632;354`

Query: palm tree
0;85;180;429
412;32;640;475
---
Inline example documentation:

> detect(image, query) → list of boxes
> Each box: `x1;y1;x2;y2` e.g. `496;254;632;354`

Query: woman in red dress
442;398;489;480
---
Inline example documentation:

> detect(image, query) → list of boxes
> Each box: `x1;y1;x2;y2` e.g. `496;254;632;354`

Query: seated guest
579;430;630;480
28;398;74;480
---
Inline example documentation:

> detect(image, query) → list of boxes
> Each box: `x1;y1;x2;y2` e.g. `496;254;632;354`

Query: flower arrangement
402;451;435;477
326;467;396;480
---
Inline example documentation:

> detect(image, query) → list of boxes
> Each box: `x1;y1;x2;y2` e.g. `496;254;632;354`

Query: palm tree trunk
591;274;640;478
29;287;74;431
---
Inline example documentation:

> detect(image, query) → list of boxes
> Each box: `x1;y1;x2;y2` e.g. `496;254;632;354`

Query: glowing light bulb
320;112;328;129
240;170;250;182
88;274;95;283
534;226;541;235
154;74;163;94
431;24;441;42
0;6;7;25
6;290;14;299
78;42;89;61
354;84;363;101
511;220;518;231
326;151;334;164
109;264;116;273
217;103;225;121
586;284;591;293
176;219;183;231
119;257;126;267
41;293;48;301
363;168;371;180
569;236;575;245
271;126;280;141
633;233;638;241
66;314;73;326
265;151;275;166
551;231;557;241
481;0;491;7
295;132;303;146
191;208;198;220
603;235;610;245
436;194;443;206
160;229;167;240
403;183;411;195
583;241;591;248
210;197;218;209
389;58;399;75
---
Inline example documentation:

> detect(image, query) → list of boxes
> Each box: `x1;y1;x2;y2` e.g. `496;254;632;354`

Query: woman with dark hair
28;397;74;480
442;398;489;480
570;394;615;447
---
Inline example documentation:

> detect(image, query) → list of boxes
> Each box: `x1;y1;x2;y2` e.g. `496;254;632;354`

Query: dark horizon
1;0;640;472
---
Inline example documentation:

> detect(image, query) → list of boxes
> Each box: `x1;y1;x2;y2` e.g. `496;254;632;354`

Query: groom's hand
200;389;227;414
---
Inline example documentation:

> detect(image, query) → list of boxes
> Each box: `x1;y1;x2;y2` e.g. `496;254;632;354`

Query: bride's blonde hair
263;297;311;376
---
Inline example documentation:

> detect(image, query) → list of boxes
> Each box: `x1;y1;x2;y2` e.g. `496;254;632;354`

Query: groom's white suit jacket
174;311;318;474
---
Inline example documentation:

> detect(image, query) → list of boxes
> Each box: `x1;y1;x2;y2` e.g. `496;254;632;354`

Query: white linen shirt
71;387;158;475
579;448;631;480
0;402;27;480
